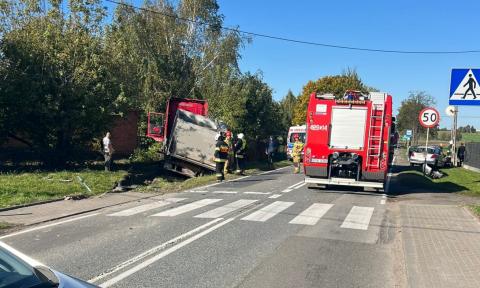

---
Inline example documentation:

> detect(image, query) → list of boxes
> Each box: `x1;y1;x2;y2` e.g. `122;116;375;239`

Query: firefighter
224;131;234;174
214;133;229;182
235;133;247;175
292;134;304;174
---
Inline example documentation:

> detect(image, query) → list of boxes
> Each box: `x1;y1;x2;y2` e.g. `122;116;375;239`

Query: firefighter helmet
293;134;299;140
226;130;232;137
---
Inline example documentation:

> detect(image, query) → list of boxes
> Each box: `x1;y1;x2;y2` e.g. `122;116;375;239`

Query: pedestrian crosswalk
107;198;379;231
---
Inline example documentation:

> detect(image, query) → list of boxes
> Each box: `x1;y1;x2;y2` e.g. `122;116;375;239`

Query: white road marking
281;189;292;193
293;183;306;190
257;165;291;175
89;218;223;284
150;199;222;217
188;190;208;193
98;218;235;288
107;198;186;217
380;199;386;205
287;181;304;189
212;191;237;194
194;200;258;219
340;206;375;230
269;194;282;199
0;213;100;240
289;203;334;225
243;191;271;195
241;201;294;222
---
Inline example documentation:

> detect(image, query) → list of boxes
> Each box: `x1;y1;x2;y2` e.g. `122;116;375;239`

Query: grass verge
140;160;292;194
394;166;480;216
0;222;14;230
394;167;480;194
0;170;127;209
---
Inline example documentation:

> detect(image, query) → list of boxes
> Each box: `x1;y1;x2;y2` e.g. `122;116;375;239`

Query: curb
0;198;65;213
0;193;163;236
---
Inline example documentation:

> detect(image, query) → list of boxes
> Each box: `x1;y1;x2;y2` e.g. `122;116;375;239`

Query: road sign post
418;107;440;175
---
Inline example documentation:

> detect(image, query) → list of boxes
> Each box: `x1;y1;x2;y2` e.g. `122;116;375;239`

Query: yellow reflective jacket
292;141;304;157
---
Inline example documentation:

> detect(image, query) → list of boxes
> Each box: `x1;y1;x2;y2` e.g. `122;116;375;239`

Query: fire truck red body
303;91;393;190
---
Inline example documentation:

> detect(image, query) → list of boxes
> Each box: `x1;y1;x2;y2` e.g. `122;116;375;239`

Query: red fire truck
303;91;394;190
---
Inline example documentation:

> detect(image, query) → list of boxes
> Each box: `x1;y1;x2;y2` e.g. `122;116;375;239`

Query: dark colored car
0;241;97;288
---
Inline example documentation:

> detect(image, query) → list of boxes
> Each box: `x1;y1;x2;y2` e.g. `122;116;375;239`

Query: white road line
257;165;291;175
287;181;304;189
98;218;235;288
107;198;186;217
293;182;306;190
241;201;294;222
194;200;258;219
380;199;386;205
150;199;222;217
0;213;100;240
268;194;282;199
188;190;208;193
243;191;271;195
340;206;375;230
212;191;238;194
289;203;334;226
282;189;292;193
88;218;223;284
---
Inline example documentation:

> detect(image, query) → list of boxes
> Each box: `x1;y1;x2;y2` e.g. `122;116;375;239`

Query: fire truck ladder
366;99;385;169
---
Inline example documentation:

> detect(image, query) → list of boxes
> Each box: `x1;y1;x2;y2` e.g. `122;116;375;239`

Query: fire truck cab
303;91;393;190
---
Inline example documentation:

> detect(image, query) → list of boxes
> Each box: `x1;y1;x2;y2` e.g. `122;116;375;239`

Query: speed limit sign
418;107;440;128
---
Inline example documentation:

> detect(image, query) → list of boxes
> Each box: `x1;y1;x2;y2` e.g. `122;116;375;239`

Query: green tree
397;91;436;144
0;0;118;163
279;90;297;130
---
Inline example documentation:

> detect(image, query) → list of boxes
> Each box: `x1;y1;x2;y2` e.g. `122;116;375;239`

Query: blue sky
107;0;480;128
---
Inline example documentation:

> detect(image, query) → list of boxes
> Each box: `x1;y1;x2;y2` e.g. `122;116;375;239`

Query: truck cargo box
165;109;217;175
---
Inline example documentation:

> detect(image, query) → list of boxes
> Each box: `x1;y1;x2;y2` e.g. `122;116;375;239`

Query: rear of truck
303;92;393;190
147;98;217;177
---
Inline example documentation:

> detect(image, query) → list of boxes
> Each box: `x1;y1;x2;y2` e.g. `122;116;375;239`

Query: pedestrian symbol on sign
462;74;477;99
449;69;480;105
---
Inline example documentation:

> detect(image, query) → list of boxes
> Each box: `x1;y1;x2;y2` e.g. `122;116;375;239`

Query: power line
105;0;480;55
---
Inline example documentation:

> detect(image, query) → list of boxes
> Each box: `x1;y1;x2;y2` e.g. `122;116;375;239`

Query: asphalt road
1;166;398;288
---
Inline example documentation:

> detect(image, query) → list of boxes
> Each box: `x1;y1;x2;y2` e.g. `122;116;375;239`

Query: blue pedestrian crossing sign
450;69;480;105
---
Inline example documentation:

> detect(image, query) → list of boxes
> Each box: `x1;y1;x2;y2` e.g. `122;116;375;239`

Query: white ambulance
286;125;306;160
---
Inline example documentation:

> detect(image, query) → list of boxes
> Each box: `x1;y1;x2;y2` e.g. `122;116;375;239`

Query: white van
286;125;306;160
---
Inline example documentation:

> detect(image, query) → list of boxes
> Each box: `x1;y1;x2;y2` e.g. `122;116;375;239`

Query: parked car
0;241;97;288
408;145;446;167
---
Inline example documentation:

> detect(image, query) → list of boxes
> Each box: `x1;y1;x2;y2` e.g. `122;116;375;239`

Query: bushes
129;142;164;163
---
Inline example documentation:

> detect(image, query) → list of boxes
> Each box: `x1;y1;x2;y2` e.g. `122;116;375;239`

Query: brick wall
110;111;140;156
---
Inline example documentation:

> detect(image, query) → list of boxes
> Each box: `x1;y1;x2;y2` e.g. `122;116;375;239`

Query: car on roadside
0;241;97;288
408;145;446;167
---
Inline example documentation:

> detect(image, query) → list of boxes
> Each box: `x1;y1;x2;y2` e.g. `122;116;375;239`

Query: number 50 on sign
418;107;440;128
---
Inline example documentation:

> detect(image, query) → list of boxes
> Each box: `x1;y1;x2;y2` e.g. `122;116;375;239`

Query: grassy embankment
395;166;480;216
0;170;127;209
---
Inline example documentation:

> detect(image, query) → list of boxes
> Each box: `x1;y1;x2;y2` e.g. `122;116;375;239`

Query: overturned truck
147;98;223;177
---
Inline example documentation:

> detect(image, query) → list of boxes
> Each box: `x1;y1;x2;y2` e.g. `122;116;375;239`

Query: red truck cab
147;98;208;142
303;91;393;190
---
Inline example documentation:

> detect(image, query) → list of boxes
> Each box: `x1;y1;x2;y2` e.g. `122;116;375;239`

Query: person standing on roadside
265;136;277;168
224;131;234;174
102;132;114;171
457;142;466;166
292;134;304;174
214;133;229;182
235;133;247;175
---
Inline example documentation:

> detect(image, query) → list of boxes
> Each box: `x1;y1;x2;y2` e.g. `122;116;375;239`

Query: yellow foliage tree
292;71;371;125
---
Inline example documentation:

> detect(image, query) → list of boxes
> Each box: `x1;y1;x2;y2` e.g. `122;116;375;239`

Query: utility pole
452;106;458;166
